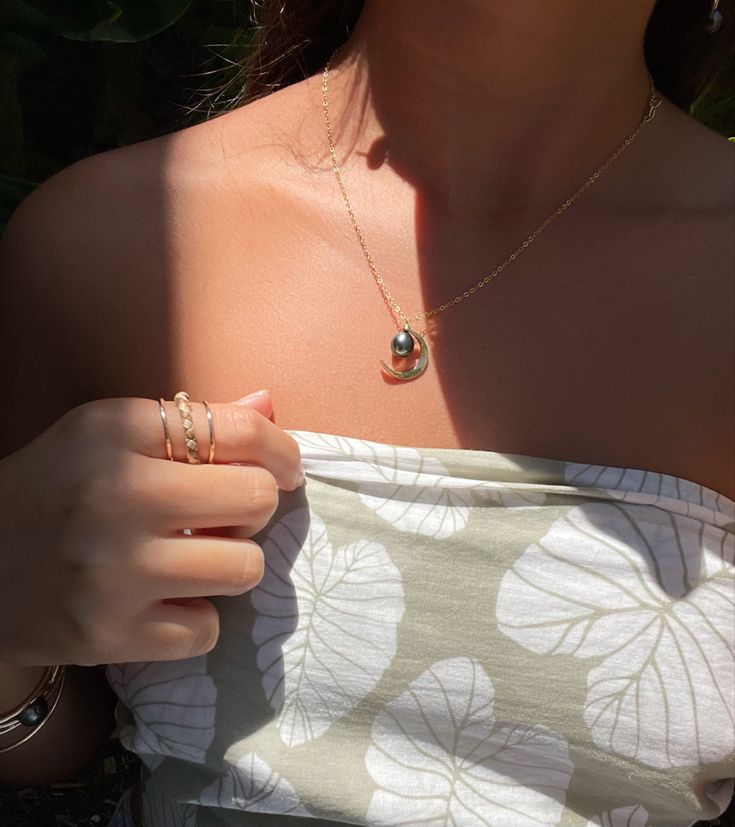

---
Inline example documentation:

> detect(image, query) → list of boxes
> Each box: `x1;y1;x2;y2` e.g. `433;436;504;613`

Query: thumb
231;389;273;419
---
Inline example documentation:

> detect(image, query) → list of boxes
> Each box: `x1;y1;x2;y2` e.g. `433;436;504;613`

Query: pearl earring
704;0;723;33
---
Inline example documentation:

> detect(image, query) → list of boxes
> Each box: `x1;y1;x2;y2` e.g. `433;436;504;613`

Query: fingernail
233;389;270;405
296;465;306;487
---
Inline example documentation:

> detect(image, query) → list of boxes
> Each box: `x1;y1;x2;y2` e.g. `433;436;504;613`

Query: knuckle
141;601;220;660
59;398;142;453
245;468;279;517
221;406;264;448
61;399;115;441
186;604;220;657
122;606;220;662
285;434;305;484
67;455;141;529
234;542;264;592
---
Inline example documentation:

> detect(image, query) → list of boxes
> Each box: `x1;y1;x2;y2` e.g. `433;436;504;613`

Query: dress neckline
285;428;735;513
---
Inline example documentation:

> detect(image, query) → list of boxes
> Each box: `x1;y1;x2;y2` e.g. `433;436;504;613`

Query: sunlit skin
329;0;657;221
6;0;733;488
0;0;733;790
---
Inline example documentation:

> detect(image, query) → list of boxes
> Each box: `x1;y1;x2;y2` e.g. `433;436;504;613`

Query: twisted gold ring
174;391;200;464
158;393;215;464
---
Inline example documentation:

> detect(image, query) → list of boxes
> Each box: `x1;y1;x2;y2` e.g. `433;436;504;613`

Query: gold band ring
174;391;200;464
202;401;216;464
158;398;174;461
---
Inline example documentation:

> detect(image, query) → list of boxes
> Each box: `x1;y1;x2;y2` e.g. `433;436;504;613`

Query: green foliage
0;0;253;232
6;0;194;42
689;48;735;135
10;0;125;39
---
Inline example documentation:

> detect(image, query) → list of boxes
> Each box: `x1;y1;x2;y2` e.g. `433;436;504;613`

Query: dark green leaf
64;0;194;43
18;0;123;36
0;30;50;61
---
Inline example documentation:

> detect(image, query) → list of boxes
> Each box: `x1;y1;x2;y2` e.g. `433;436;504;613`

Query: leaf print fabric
495;502;735;768
365;657;574;826
106;657;216;771
252;507;405;746
140;777;197;827
704;778;735;812
104;431;735;827
565;462;735;530
199;753;311;816
356;448;472;539
585;804;650;827
290;430;472;538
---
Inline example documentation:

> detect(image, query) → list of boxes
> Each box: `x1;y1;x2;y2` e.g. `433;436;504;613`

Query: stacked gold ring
174;391;200;464
158;398;174;461
202;400;216;464
157;392;215;464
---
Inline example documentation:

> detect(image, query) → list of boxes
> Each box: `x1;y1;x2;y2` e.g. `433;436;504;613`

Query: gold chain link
321;57;661;329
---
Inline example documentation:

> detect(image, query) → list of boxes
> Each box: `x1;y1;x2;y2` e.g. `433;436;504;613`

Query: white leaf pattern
365;657;574;826
585;804;650;827
565;462;735;531
471;485;547;508
291;430;472;538
140;778;198;827
252;507;405;746
495;503;735;768
106;657;216;769
103;433;734;825
357;448;472;539
107;788;135;827
199;752;311;815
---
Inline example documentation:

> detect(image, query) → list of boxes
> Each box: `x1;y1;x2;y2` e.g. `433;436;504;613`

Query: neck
326;0;658;216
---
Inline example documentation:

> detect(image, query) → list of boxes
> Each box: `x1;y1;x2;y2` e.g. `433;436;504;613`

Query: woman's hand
0;391;303;666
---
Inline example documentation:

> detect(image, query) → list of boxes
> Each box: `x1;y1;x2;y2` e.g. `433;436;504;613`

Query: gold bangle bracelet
0;665;67;754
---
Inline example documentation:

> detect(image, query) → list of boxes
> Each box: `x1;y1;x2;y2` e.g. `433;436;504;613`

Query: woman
0;0;733;824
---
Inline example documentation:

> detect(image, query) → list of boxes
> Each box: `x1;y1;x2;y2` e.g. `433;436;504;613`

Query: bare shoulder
0;93;276;434
0;76;316;321
0;89;304;450
0;142;158;449
639;99;734;497
0;92;287;290
647;96;734;223
633;97;734;326
663;98;734;336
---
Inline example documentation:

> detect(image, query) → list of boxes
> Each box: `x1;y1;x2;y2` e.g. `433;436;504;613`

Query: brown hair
206;0;733;115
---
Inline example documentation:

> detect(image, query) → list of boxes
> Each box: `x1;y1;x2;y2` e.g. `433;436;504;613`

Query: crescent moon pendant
380;327;429;380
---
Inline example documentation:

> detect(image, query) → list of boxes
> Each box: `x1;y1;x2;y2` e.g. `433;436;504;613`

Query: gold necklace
321;57;661;381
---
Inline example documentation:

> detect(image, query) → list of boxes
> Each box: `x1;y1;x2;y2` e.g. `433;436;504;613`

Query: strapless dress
106;429;735;827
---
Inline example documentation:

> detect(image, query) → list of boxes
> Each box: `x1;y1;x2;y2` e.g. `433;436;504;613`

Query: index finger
131;397;303;491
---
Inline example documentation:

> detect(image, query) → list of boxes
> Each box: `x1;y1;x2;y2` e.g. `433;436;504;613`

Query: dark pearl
391;330;415;357
19;698;48;727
